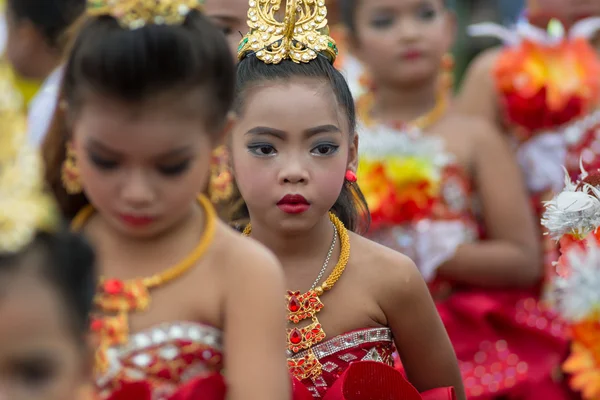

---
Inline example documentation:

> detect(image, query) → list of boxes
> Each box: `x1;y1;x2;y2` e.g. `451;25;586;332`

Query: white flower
551;242;600;322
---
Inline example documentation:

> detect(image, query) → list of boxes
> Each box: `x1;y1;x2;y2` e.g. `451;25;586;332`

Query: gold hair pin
87;0;205;30
237;0;338;64
0;63;59;254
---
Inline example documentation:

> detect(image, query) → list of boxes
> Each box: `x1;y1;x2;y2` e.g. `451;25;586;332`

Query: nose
121;168;155;207
277;155;309;185
397;16;420;41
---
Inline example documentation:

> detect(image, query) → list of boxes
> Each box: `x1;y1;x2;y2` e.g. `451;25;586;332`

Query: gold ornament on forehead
86;0;205;30
0;63;59;254
237;0;338;64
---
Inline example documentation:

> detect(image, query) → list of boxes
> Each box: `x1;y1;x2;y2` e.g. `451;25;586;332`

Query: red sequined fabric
95;322;223;400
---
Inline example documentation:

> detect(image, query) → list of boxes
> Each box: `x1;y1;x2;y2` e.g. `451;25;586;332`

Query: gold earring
441;53;455;92
209;145;233;204
61;142;82;194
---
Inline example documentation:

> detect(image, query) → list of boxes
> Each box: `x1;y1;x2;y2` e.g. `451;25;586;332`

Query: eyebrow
245;124;341;139
86;139;192;159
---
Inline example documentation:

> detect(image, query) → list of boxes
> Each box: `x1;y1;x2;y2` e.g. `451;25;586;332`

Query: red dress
96;322;223;399
358;123;571;399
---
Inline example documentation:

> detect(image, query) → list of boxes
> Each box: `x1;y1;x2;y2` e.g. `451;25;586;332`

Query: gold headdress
237;0;338;64
87;0;205;30
0;62;59;254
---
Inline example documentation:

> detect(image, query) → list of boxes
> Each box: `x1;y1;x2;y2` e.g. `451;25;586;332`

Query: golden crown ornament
237;0;338;64
0;63;59;254
87;0;205;30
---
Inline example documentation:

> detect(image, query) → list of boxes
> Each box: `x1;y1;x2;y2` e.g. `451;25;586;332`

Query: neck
372;78;440;125
249;213;335;266
85;202;203;276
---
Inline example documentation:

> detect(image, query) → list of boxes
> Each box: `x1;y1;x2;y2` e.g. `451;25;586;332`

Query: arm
437;120;542;287
454;48;501;125
381;253;466;400
223;239;290;400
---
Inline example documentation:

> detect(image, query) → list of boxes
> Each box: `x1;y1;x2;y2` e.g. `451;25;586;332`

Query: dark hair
7;0;85;49
341;0;454;37
229;54;370;233
0;230;96;343
43;10;236;219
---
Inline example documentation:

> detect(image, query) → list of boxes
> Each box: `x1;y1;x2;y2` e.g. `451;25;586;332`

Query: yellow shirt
0;1;41;106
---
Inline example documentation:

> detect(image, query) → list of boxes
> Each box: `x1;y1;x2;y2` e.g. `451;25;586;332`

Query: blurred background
453;0;525;86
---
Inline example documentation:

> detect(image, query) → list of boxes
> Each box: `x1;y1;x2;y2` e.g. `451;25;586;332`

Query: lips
277;194;311;214
119;214;155;227
401;49;422;60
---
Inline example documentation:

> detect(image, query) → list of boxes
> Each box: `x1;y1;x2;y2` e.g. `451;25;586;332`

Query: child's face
0;271;88;400
205;0;250;59
230;79;357;233
4;5;45;80
352;0;453;88
71;92;217;239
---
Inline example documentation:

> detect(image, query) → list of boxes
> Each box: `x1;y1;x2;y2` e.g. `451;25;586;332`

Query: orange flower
563;321;600;400
495;38;600;132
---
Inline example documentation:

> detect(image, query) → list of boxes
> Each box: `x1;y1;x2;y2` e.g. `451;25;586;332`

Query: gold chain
242;211;350;295
356;87;448;130
71;194;217;289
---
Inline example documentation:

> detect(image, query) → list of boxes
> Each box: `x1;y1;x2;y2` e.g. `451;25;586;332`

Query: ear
347;133;359;173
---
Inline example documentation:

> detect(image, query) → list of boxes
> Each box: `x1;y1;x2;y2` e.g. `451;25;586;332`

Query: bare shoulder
455;46;503;119
211;221;283;282
349;232;424;302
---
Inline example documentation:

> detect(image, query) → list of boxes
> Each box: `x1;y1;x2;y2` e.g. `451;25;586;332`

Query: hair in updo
228;53;370;234
7;0;85;49
42;9;236;219
0;230;96;345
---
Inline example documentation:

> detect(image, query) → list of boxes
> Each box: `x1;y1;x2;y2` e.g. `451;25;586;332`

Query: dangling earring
345;170;357;184
61;142;82;194
209;145;233;204
440;53;455;92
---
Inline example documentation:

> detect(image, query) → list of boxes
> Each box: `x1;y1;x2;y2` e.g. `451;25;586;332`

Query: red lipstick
401;49;422;60
277;194;310;214
119;214;155;227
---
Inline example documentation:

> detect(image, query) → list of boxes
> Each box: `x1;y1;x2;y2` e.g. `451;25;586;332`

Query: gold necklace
71;194;217;374
242;212;351;380
356;86;448;130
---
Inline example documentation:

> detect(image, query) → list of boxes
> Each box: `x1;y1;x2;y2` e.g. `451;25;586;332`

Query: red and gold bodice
470;19;600;198
289;327;394;398
357;123;479;281
95;322;223;399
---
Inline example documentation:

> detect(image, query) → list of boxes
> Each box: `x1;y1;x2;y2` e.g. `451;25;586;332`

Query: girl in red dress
41;1;290;399
342;0;573;399
229;0;465;399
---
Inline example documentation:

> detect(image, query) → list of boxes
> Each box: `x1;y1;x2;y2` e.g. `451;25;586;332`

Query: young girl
343;0;571;399
231;0;465;398
4;0;85;145
41;1;290;399
0;64;96;400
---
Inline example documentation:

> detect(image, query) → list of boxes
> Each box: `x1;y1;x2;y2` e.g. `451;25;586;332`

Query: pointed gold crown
87;0;205;30
0;62;59;254
237;0;338;64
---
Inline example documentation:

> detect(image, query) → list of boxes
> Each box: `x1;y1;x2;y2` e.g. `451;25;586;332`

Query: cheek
76;152;115;209
231;150;273;204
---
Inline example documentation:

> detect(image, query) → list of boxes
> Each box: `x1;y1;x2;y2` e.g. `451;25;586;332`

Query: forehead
73;93;208;153
204;0;249;18
358;0;439;11
0;271;73;351
239;80;345;132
